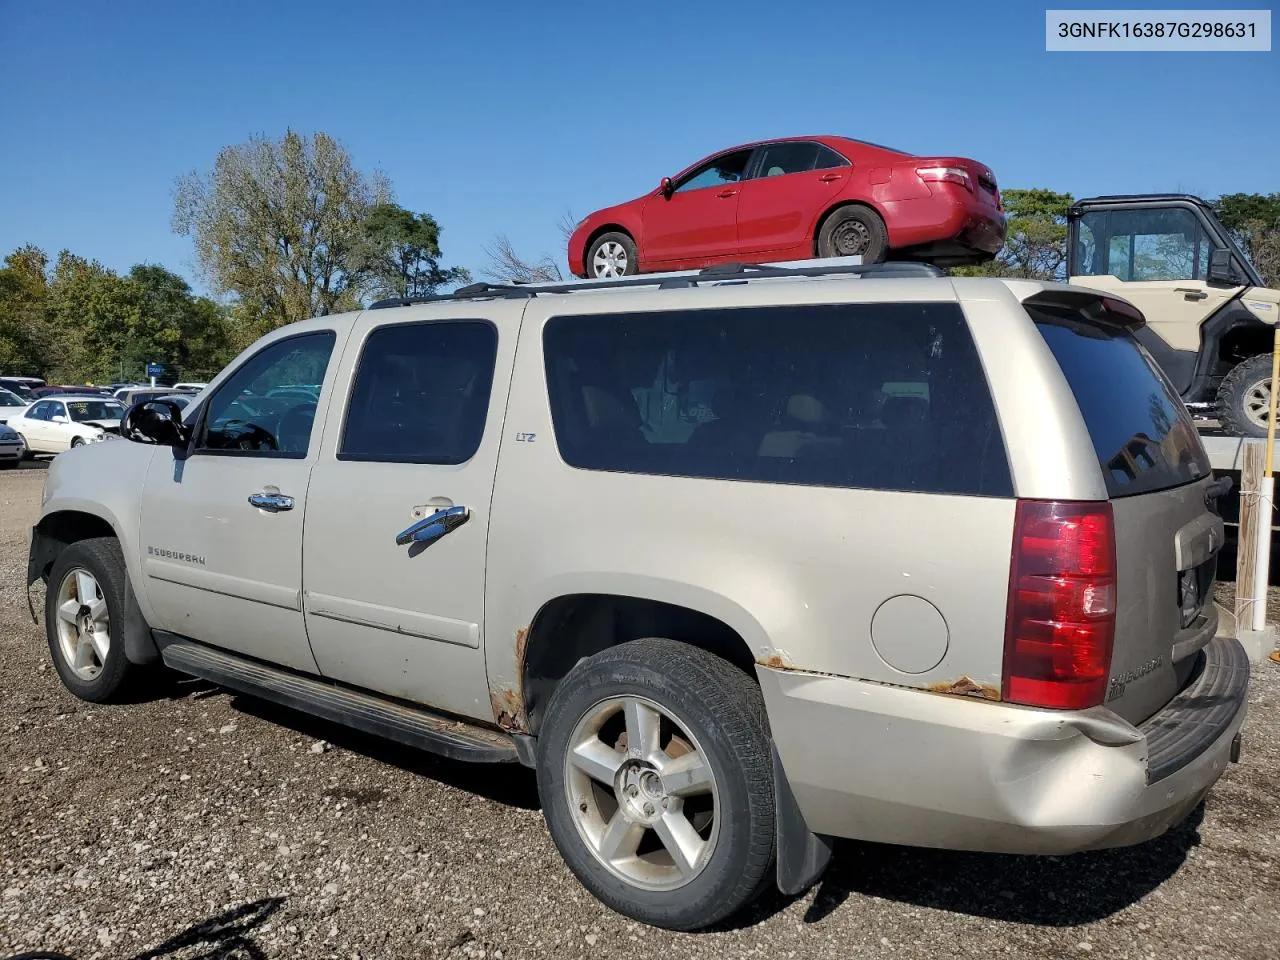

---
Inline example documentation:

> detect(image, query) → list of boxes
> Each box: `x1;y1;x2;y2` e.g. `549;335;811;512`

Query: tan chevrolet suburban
27;259;1249;930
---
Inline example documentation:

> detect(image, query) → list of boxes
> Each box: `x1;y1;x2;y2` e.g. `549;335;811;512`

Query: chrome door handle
395;505;470;547
248;492;295;512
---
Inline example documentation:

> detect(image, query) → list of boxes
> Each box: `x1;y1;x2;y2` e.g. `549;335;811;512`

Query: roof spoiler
1022;288;1146;331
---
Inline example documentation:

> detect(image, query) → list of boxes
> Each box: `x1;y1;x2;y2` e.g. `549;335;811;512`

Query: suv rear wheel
536;638;776;931
45;537;137;702
1216;353;1275;438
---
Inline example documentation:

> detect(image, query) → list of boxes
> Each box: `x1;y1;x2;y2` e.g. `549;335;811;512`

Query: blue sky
0;1;1275;294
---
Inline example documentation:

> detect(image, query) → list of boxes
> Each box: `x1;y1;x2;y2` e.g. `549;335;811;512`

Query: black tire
1216;354;1274;439
817;204;888;263
70;436;84;448
44;537;136;703
586;231;639;279
16;434;34;459
0;460;16;469
536;638;776;931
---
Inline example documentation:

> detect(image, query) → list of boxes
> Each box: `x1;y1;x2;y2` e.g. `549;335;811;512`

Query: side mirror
121;399;191;449
51;415;68;424
660;176;674;198
1208;248;1242;285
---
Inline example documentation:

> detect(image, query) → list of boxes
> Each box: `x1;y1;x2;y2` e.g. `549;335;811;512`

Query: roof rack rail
368;257;947;309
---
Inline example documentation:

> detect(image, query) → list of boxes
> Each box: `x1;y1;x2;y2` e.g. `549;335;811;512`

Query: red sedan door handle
717;188;738;198
818;173;845;183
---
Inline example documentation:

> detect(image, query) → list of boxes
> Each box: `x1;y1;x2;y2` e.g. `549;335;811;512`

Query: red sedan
568;135;1006;278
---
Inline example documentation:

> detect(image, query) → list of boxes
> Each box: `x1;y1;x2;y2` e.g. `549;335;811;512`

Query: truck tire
536;638;776;931
44;537;137;703
1217;354;1275;438
818;205;888;263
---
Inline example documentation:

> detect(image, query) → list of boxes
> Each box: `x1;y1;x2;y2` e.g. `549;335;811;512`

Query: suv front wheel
44;537;137;702
536;638;776;931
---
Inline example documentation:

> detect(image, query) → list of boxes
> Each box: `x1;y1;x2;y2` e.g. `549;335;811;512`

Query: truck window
1076;207;1216;282
199;331;335;457
1029;304;1210;498
542;302;1012;497
338;320;498;464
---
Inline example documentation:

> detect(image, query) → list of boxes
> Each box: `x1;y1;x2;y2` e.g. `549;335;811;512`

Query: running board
158;636;519;763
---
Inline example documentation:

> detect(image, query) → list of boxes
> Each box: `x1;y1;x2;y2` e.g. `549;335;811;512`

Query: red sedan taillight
1002;500;1117;710
916;165;974;192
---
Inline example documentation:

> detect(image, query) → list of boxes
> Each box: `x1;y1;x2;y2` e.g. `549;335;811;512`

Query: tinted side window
28;401;50;420
1030;304;1210;497
757;142;821;176
339;320;498;464
200;331;335;457
813;145;850;170
675;150;753;193
543;303;1012;497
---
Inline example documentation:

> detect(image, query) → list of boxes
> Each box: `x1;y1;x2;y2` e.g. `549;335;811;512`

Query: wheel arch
28;507;160;665
508;591;762;739
811;199;890;257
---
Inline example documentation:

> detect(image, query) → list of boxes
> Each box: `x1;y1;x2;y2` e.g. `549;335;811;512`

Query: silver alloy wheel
592;241;629;278
564;695;719;891
1244;378;1274;430
54;567;110;681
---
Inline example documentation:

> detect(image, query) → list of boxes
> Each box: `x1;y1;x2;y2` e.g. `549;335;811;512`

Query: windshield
66;400;124;422
0;388;24;406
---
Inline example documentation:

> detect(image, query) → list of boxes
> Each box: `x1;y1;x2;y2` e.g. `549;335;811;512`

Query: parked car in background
0;422;25;468
7;395;125;454
0;376;46;400
0;387;29;424
173;381;209;393
115;387;192;409
568;135;1006;278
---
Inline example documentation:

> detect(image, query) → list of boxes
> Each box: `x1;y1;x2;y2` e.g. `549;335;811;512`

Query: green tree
1213;192;1280;287
128;264;235;379
172;129;392;327
955;188;1075;280
46;251;143;383
0;245;52;375
359;202;469;299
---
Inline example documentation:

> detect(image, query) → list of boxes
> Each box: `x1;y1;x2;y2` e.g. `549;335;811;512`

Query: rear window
1030;305;1210;498
542;302;1012;497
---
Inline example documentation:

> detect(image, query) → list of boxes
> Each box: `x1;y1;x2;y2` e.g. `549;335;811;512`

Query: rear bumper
759;636;1248;855
882;186;1006;257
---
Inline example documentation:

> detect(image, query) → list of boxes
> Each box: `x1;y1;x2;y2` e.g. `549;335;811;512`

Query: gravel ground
2;461;1279;959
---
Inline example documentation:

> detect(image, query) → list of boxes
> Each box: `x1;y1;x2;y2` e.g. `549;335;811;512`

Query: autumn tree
1213;192;1280;287
481;210;579;283
172;130;392;326
0;245;52;374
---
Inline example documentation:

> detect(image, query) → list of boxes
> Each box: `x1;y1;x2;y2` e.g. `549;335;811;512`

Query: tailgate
1028;296;1221;724
1109;478;1224;723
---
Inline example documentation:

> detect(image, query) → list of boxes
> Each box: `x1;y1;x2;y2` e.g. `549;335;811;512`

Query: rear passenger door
736;141;850;255
301;305;516;722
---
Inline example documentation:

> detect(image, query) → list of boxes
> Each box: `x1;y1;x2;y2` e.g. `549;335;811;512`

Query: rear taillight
916;165;974;192
1003;500;1116;710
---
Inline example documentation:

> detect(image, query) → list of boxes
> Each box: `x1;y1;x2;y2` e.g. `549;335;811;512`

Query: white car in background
8;395;125;454
0;387;28;424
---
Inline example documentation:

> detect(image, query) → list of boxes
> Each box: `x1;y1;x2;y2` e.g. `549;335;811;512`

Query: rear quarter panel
484;280;1020;708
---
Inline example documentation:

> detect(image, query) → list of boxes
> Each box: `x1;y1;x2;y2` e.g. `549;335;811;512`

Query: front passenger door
138;327;340;673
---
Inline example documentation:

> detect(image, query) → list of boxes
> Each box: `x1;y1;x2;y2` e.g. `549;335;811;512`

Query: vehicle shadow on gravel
796;803;1205;927
227;695;542;809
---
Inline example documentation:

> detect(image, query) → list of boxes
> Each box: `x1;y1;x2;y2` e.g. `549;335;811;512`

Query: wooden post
1235;440;1268;632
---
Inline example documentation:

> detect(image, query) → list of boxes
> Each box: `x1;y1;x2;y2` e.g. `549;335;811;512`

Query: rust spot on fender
926;676;1001;701
1270;650;1280;666
490;626;533;733
756;654;789;669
